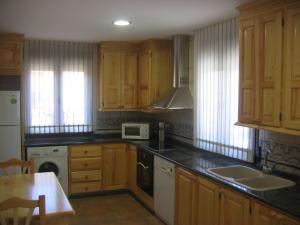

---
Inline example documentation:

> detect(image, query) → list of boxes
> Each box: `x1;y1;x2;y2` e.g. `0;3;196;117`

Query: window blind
24;40;97;134
193;18;254;162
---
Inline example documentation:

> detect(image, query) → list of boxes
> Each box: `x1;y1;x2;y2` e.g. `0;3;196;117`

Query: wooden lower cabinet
69;144;102;195
253;202;300;225
195;176;220;225
175;167;197;225
220;189;251;225
102;144;127;190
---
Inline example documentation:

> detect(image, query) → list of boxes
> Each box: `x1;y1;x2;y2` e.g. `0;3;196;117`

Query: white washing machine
27;146;69;195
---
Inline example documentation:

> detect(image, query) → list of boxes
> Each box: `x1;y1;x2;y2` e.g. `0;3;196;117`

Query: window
24;40;97;134
194;18;254;162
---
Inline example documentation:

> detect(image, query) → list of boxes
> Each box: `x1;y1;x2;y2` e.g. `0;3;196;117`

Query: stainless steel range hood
151;35;193;109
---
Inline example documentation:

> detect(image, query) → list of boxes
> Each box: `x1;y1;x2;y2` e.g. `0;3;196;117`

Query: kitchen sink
207;166;295;191
237;175;295;191
208;166;262;180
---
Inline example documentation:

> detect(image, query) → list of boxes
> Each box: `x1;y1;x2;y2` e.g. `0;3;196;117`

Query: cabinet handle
85;176;89;180
84;150;88;154
84;163;88;167
85;187;89;191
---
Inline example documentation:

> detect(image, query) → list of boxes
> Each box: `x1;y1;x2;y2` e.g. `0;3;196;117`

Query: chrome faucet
262;149;276;173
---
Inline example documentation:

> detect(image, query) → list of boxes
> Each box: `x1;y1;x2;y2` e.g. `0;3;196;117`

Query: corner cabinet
138;40;173;109
0;33;24;76
237;0;300;135
99;42;138;111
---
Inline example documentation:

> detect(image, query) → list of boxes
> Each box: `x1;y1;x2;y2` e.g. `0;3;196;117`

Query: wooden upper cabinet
220;189;251;225
175;167;197;225
102;144;127;190
258;10;282;127
138;50;151;108
122;52;138;109
99;42;138;111
195;176;220;225
0;33;24;76
138;40;173;109
101;51;121;109
239;18;259;123
283;5;300;130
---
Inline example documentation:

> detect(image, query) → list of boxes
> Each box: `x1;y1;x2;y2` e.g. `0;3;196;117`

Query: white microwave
122;123;149;140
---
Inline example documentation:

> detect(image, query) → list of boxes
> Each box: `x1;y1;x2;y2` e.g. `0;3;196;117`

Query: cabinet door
101;52;121;109
195;176;220;225
175;168;197;225
239;18;260;124
0;42;22;75
103;144;127;190
259;11;282;127
220;189;251;225
151;47;172;103
277;215;300;225
253;202;277;225
138;50;151;108
121;52;137;109
283;6;300;130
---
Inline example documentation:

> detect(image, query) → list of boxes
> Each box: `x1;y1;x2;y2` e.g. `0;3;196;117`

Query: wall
259;130;300;176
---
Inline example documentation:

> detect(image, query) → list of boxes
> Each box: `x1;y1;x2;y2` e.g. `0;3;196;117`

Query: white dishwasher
154;156;175;225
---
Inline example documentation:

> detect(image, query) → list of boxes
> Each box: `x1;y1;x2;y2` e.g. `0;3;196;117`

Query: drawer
71;170;102;183
70;145;102;158
71;158;102;171
71;182;102;194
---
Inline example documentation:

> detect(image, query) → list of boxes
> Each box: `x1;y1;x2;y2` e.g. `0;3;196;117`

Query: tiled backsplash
96;110;194;142
259;130;300;176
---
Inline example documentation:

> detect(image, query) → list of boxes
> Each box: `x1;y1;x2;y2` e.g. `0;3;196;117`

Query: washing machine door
38;161;59;176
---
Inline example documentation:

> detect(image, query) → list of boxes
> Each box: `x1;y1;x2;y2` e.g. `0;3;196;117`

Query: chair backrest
0;195;45;225
0;159;35;175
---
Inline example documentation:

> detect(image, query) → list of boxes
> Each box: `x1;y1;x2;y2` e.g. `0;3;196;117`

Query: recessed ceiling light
113;20;131;26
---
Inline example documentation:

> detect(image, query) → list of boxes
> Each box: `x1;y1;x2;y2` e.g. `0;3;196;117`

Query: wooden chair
0;159;35;175
0;195;46;225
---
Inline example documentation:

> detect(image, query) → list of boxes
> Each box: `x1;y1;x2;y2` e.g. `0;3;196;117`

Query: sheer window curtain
24;40;97;134
193;18;254;162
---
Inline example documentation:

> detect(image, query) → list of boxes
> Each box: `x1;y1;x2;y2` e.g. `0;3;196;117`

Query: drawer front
71;182;102;194
70;145;102;158
71;158;102;171
71;170;102;183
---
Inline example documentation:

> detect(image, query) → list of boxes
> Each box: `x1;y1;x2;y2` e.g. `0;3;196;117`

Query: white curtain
194;18;254;162
24;40;97;134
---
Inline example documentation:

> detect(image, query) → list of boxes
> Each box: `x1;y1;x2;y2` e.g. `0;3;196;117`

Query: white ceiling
0;0;251;42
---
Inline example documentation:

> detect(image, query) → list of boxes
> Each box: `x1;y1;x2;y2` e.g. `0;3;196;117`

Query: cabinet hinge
282;18;284;27
279;113;282;121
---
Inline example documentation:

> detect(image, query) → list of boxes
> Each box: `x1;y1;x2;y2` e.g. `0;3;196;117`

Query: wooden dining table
0;172;75;225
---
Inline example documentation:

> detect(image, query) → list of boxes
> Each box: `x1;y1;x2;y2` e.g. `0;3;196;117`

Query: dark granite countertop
25;135;300;220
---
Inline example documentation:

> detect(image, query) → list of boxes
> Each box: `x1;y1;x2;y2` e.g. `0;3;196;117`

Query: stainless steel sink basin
237;175;295;191
208;166;262;180
207;165;295;191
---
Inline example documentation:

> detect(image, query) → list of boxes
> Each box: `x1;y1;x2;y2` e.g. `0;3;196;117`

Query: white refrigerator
0;91;21;161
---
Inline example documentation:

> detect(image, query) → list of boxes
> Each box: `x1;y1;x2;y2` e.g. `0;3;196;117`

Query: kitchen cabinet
138;40;173;109
175;167;197;225
102;143;127;190
99;42;138;111
237;0;300;135
195;176;220;225
253;202;300;225
220;189;251;225
283;6;300;130
0;33;24;76
69;144;102;194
